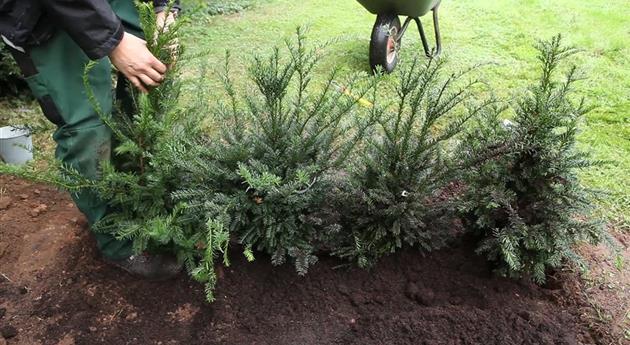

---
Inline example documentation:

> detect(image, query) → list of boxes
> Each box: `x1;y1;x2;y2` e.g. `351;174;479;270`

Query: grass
1;0;627;228
179;0;629;229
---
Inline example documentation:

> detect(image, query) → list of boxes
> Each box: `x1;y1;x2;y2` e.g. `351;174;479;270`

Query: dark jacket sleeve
38;0;181;60
38;0;124;60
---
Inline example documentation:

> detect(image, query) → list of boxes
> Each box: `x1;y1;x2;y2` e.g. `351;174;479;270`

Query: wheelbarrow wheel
369;14;401;74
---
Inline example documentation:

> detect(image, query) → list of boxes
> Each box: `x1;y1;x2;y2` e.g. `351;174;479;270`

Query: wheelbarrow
356;0;442;73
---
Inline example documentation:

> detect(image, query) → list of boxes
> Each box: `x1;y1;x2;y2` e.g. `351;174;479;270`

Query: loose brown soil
0;175;627;345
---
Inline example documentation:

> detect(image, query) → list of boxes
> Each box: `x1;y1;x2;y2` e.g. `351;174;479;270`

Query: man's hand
109;32;167;93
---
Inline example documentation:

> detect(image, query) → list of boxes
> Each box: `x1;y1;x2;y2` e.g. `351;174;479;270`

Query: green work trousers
9;0;144;260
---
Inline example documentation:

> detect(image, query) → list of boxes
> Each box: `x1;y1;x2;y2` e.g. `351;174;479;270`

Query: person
0;0;182;280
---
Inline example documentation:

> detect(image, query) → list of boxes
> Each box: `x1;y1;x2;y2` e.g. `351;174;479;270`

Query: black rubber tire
369;14;402;74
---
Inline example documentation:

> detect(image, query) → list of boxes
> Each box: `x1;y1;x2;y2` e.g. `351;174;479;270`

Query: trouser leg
8;36;133;260
6;0;145;260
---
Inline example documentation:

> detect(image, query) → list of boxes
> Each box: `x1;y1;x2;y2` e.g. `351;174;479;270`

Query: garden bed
0;175;625;345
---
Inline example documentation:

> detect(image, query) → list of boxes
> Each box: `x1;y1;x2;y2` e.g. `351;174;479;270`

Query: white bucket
0;125;34;165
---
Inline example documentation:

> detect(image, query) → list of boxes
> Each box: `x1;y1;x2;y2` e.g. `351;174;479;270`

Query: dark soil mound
0;176;609;344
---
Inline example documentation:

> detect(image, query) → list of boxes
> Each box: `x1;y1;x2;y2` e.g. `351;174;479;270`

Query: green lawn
1;0;627;227
181;0;629;228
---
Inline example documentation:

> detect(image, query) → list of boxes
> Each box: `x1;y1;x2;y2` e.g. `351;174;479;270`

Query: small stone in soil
19;194;28;200
404;282;420;301
518;310;536;322
30;204;48;217
414;288;435;306
372;295;384;305
405;282;436;306
0;325;18;339
0;197;12;210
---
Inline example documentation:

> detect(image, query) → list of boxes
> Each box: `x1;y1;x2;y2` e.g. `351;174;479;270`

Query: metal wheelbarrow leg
398;4;442;58
367;1;442;73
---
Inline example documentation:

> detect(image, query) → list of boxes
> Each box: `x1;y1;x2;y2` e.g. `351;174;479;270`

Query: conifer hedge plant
329;58;492;267
0;2;611;302
0;2;227;300
81;2;229;286
82;2;233;300
458;35;607;283
172;28;380;277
